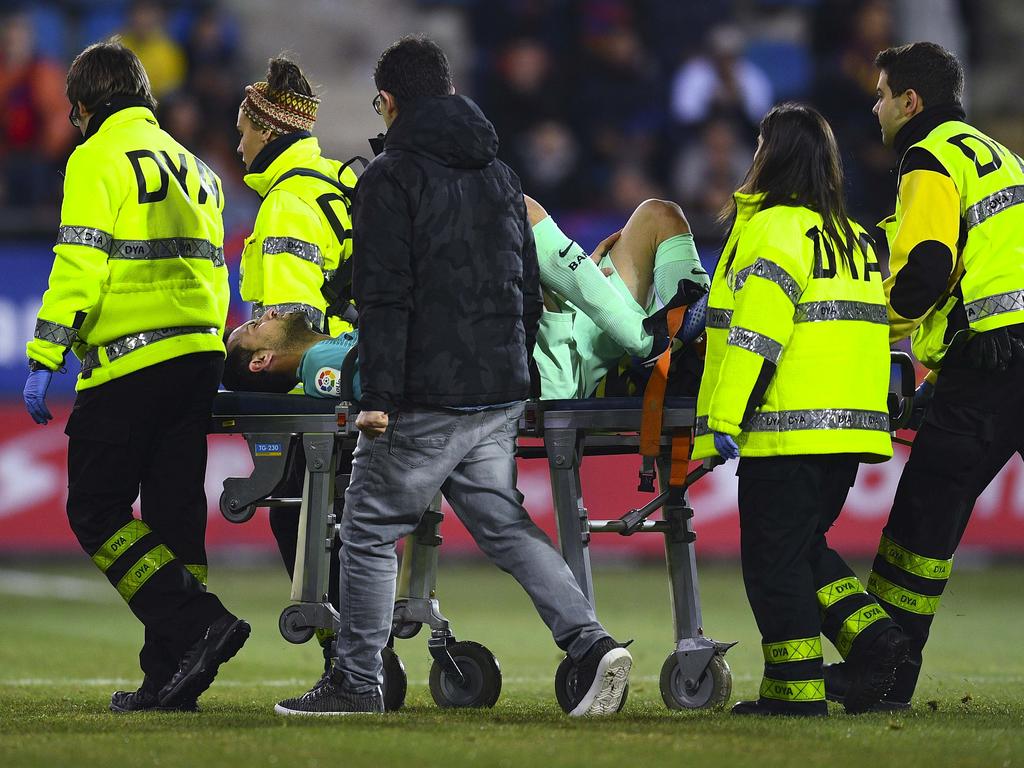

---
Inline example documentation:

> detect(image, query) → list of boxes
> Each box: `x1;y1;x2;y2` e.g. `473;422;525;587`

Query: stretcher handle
888;351;917;431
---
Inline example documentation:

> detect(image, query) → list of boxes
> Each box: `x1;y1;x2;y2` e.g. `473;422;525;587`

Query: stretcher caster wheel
381;646;407;712
659;652;731;710
278;605;316;644
220;492;256;524
391;600;422;640
428;641;501;708
554;655;629;714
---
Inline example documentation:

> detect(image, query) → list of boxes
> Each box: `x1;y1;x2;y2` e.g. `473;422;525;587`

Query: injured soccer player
223;196;709;400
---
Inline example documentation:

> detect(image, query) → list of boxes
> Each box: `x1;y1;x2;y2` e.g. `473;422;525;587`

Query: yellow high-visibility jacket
882;116;1024;370
693;193;893;461
240;136;357;334
26;106;228;390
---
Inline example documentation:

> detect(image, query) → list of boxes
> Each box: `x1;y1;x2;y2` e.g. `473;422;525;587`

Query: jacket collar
84;98;157;140
893;103;966;158
732;191;767;222
244;134;320;197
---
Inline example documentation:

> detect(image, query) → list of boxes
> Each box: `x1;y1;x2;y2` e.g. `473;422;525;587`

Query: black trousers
869;355;1024;697
738;454;897;707
65;352;229;686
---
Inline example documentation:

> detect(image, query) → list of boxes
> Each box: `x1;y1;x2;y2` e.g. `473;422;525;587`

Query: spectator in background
0;11;74;209
119;0;187;99
670;24;773;138
184;2;241;129
813;0;896;228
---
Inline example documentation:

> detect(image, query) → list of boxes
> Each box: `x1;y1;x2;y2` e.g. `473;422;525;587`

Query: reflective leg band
185;564;208;587
835;604;889;658
878;535;953;580
759;677;826;702
115;545;176;603
867;572;941;616
92;519;152;573
816;576;866;610
762;637;823;664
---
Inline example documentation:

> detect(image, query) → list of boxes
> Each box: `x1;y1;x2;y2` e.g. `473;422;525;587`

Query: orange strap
639;305;687;458
669;429;692;487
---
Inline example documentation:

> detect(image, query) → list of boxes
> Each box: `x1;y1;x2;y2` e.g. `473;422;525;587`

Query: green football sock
652;233;708;309
533;216;652;357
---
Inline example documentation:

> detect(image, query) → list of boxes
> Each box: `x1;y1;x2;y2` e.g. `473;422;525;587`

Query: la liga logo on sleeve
315;367;341;396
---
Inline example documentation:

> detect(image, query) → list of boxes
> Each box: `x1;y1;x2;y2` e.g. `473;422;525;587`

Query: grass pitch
1;557;1022;768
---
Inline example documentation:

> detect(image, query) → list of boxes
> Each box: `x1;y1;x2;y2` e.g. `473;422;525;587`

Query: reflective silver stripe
964;289;1024;323
109;237;225;267
34;318;78;348
707;307;733;329
263;237;324;268
57;225;112;254
252;302;326;333
695;415;709;436
746;408;890;433
794;300;888;324
82;326;219;373
735;258;802;304
728;326;783;364
965;185;1024;230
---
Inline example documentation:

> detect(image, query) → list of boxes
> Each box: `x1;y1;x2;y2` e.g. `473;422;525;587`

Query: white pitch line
0;568;114;604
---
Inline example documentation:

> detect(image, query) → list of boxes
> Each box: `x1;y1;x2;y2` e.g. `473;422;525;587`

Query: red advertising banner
3;401;1024;556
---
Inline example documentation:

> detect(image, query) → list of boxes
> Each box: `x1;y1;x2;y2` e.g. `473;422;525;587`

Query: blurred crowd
0;0;977;250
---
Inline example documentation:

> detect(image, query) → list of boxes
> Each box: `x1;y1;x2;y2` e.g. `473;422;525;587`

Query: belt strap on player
638;305;687;491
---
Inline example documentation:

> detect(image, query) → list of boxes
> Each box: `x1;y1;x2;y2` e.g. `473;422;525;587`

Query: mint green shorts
535;253;649;400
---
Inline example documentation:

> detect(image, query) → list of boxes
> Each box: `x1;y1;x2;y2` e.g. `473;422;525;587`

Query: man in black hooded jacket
275;35;632;717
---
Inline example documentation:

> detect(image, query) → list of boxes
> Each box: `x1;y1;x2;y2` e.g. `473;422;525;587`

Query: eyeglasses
372;92;383;116
69;103;81;128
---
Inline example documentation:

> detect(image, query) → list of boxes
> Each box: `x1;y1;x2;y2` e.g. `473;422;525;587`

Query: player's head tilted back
223;309;318;393
872;42;964;147
371;35;454;127
66;40;156;134
236;55;320;170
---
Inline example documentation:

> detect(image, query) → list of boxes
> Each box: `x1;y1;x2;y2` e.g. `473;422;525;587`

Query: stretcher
208;351;916;713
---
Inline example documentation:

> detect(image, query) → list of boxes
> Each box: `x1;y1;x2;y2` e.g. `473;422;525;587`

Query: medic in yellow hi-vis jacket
236;59;358;336
824;43;1024;711
22;42;247;714
695;104;906;718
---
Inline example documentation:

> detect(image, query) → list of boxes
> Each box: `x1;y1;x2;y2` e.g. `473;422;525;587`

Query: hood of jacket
383;94;498;169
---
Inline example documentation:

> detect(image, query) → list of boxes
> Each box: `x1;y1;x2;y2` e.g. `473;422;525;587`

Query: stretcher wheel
391;600;422;639
659;652;731;710
554;655;629;714
428;641;501;708
381;646;407;712
278;605;316;645
219;491;256;524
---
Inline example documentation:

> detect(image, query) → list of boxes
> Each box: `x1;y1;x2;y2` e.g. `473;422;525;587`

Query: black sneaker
110;680;198;713
274;677;384;716
568;637;632;717
731;699;826;717
824;661;911;711
843;628;911;714
158;615;250;708
640;278;708;364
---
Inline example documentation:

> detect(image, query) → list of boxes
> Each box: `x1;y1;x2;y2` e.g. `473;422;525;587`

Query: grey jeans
335;402;607;692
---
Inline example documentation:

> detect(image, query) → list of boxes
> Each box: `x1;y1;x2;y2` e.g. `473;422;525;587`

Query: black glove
907;380;934;430
961;327;1024;371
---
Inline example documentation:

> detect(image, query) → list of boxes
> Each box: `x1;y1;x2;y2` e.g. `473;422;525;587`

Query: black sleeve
351;162;413;413
520;204;542;358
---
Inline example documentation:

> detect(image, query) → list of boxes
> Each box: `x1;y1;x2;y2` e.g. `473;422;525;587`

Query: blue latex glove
713;431;740;460
907;380;934;431
23;368;53;425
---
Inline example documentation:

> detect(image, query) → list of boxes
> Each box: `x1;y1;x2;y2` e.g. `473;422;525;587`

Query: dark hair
222;340;299;394
373;35;453;106
875;42;964;107
723;102;861;271
267;55;313;98
66;40;157;112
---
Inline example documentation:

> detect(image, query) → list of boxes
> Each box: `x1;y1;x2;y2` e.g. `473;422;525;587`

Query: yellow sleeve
884;163;960;344
707;213;809;436
26;147;118;369
256;191;329;312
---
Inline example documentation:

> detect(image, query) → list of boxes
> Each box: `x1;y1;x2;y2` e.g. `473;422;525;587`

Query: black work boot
842;627;911;714
110;677;197;713
158;614;250;708
825;657;917;711
732;698;826;717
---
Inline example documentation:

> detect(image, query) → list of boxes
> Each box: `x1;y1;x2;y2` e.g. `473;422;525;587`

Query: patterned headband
241;81;320;134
